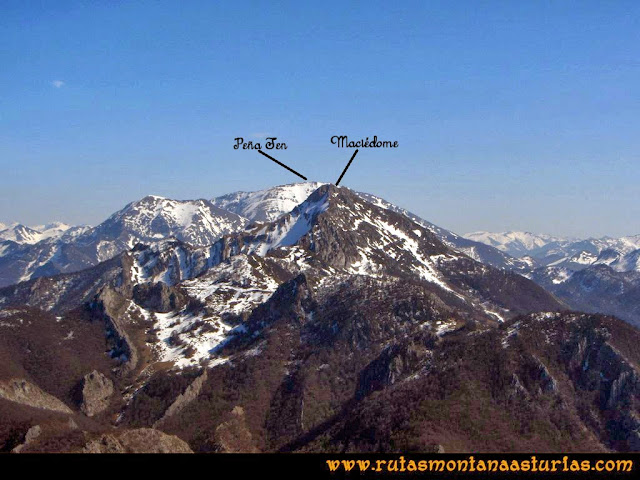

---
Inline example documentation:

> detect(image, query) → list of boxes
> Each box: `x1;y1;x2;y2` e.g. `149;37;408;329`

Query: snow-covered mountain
464;231;569;258
0;224;43;244
466;230;640;272
211;182;326;223
467;230;640;326
1;184;560;368
1;184;530;288
3;183;640;454
359;193;532;272
0;196;246;287
0;222;77;244
87;195;246;260
3;183;637;329
213;183;532;272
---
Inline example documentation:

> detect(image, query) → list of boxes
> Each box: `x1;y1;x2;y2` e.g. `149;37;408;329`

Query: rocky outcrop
532;356;559;394
561;320;640;450
83;428;192;453
11;425;42;453
83;433;124;453
214;406;259;453
132;282;189;313
154;369;208;428
356;335;435;399
79;370;114;417
509;373;529;400
621;412;640;451
566;327;640;410
95;287;139;372
607;369;637;409
0;379;72;414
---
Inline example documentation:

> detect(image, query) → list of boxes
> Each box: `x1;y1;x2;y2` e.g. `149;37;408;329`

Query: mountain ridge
1;183;639;454
466;230;640;271
0;183;528;288
2;184;637;329
0;184;563;374
467;230;640;327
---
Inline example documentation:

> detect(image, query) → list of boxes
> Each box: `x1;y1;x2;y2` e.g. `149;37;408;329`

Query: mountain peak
211;182;326;223
141;194;168;201
0;224;46;245
220;182;460;290
98;195;247;251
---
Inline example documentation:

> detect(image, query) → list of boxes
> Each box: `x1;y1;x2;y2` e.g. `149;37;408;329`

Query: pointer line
258;150;307;180
335;149;358;186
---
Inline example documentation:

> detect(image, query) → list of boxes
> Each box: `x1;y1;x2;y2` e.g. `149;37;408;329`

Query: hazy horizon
2;1;639;238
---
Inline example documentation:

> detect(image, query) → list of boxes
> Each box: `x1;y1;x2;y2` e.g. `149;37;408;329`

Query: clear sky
1;1;639;237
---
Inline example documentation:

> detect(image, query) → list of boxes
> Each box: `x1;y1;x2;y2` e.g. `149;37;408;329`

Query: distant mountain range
0;196;246;287
0;222;84;245
465;231;569;258
1;183;639;453
465;230;640;271
466;230;640;326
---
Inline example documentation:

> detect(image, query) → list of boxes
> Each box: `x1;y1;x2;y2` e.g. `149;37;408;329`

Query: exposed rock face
83;428;192;453
11;425;42;453
622;412;640;451
214;406;259;453
531;355;559;395
563;321;640;412
356;334;436;399
0;379;72;414
96;287;139;372
509;373;529;400
83;433;125;453
513;312;640;451
132;282;188;313
154;370;208;428
80;370;114;417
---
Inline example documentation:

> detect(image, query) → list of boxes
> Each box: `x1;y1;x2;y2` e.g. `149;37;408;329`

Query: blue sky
1;1;639;237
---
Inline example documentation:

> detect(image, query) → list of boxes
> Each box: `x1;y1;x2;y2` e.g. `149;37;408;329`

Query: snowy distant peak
31;221;73;233
464;231;567;257
0;195;251;287
612;249;640;272
591;248;640;273
590;236;640;257
211;181;326;223
140;194;167;201
0;224;41;244
115;194;246;231
0;222;75;244
466;231;640;256
622;234;640;248
466;230;640;274
569;250;598;266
